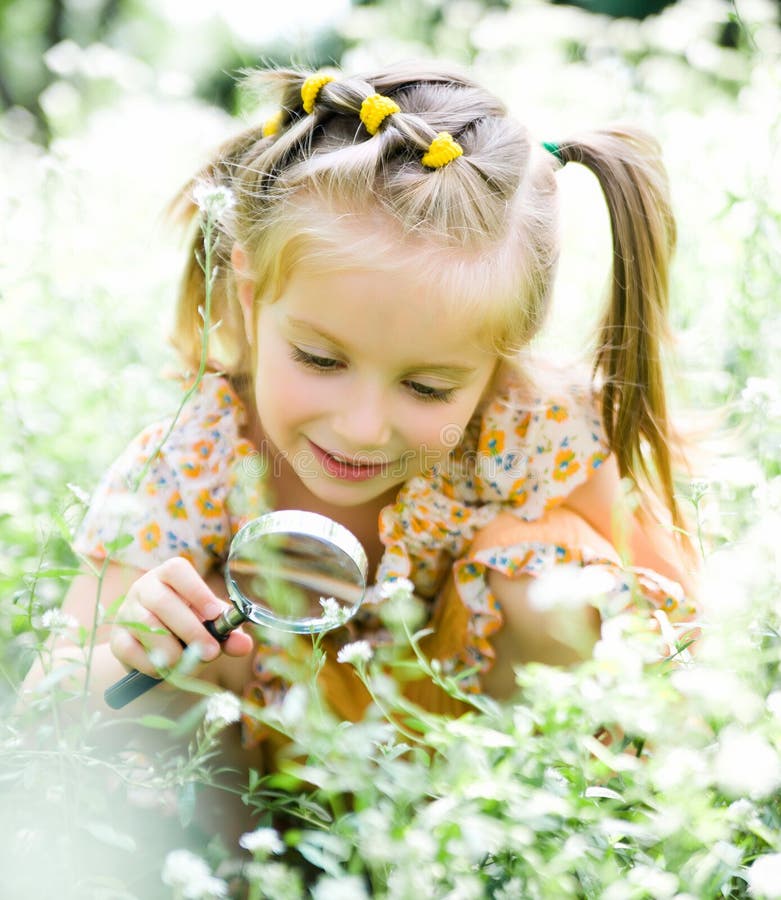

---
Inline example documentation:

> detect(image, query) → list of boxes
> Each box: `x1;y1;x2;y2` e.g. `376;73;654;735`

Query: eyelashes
290;345;342;372
288;345;457;404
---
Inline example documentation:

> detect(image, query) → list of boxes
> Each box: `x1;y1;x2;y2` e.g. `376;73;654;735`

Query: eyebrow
285;316;478;378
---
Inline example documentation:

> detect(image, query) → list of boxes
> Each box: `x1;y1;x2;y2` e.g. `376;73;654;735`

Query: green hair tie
542;141;565;165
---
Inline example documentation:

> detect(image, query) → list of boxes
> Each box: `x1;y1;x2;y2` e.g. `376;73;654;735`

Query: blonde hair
170;62;685;533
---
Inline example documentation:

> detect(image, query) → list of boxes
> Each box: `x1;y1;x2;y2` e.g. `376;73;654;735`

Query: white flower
204;691;242;726
748;853;781;899
494;879;524;900
671;667;762;724
378;584;425;631
528;564;617;612
185;875;228;900
319;596;351;627
766;691;781;718
239;827;285;856
279;683;309;729
336;640;373;666
311;875;369;900
714;727;781;799
653;746;710;791
244;862;303;900
192;180;236;220
626;864;678;897
161;849;228;898
38;608;79;632
379;577;415;600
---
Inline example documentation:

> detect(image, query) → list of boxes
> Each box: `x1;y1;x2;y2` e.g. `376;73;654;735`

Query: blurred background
1;0;780;691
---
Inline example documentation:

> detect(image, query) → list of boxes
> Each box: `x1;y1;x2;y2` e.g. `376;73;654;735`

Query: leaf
80;820;137;853
11;613;30;635
105;534;134;553
33;567;83;579
34;661;81;693
136;714;178;731
294;831;349;878
584;786;625;802
178;781;197;828
66;482;91;506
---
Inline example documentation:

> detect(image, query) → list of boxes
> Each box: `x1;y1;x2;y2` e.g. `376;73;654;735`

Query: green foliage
1;0;781;897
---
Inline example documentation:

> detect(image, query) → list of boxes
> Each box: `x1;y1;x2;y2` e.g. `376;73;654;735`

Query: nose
331;382;392;450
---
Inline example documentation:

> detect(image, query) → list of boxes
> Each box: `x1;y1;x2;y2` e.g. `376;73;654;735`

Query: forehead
274;260;496;366
266;204;513;353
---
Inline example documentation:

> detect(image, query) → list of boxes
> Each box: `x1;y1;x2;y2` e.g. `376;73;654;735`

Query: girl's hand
110;557;254;677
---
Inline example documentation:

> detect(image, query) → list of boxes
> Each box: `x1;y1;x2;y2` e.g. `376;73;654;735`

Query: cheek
253;336;330;426
402;396;481;452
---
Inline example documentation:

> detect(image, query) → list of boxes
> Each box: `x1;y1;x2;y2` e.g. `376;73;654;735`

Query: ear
231;243;256;346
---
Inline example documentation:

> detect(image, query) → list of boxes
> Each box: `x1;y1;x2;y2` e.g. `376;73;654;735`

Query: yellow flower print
555;545;573;563
588;451;607;471
218;388;235;409
178;549;196;566
139;522;161;552
193;439;214;460
456;562;482;583
200;533;228;557
479;428;505;456
167;491;188;520
552;448;580;482
546;404;568;423
195;489;223;519
180;459;203;479
509;477;528;507
544;495;565;511
514;413;531;440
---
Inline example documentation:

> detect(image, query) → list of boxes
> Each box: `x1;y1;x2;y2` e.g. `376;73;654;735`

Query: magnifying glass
104;510;368;710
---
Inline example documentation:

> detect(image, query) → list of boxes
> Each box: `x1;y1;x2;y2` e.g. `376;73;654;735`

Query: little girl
25;62;698;745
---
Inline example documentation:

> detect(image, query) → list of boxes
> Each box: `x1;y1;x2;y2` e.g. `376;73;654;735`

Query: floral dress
74;373;697;730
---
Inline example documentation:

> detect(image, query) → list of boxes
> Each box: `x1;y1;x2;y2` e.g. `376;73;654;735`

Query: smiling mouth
307;440;392;482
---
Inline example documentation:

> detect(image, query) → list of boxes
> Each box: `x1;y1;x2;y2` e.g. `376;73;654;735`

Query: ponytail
556;128;685;533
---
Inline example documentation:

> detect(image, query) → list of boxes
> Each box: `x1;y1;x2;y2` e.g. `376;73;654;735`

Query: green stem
131;216;216;494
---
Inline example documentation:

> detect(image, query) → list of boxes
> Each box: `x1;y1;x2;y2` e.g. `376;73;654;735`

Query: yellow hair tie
262;110;283;138
421;132;463;169
301;73;334;114
359;93;400;136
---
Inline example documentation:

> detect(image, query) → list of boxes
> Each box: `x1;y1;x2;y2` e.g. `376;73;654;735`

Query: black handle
203;618;232;643
104;669;163;709
103;607;246;709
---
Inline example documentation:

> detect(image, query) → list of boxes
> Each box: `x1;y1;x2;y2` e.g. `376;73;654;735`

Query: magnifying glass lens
225;511;367;634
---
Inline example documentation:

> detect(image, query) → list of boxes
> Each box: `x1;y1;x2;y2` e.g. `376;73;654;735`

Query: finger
115;588;186;666
222;628;255;657
111;626;167;678
141;580;222;662
156;557;224;620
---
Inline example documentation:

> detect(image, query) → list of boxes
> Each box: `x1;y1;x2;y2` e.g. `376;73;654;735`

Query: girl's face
235;249;498;508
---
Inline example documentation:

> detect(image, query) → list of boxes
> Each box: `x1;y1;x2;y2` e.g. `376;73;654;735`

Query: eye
290;345;343;372
404;380;457;404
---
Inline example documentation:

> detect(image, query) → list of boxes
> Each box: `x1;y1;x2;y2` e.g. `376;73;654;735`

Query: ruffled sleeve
72;375;251;575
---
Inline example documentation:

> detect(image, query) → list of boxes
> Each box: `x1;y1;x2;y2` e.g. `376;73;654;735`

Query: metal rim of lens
224;510;368;633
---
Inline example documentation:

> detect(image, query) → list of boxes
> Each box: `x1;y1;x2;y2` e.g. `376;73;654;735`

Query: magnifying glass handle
104;606;249;709
104;669;163;709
